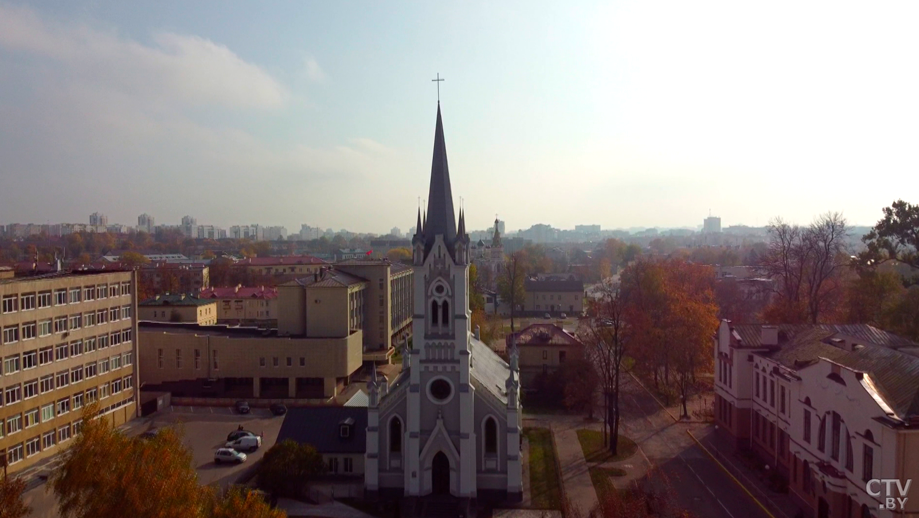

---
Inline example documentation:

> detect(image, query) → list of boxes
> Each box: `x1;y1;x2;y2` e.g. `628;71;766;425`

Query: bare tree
497;251;527;333
584;282;629;455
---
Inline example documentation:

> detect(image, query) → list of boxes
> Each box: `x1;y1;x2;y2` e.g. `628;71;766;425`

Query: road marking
209;407;214;414
683;457;736;518
189;406;194;413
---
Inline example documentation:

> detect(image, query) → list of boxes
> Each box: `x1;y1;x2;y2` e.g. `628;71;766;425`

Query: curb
686;430;776;518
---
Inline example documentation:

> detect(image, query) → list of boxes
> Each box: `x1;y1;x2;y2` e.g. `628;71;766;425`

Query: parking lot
21;405;287;518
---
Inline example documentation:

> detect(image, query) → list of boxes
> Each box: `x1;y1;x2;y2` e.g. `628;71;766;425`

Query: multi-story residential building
137;214;155;234
506;323;582;385
138;263;210;294
198;286;278;326
235;255;327;282
523;273;584;317
138;293;218;325
714;321;919;518
298;225;322;241
89;213;108;227
0;270;138;475
264;226;288;241
229;225;264;241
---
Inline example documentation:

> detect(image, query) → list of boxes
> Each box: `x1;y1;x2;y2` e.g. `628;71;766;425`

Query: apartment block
714;321;919;518
1;271;138;475
138;293;218;325
198;286;278;326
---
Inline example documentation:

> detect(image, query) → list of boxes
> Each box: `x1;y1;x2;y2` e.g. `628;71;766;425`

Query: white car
225;435;262;452
214;448;247;464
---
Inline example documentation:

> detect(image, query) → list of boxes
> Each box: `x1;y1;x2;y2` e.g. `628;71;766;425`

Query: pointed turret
412;207;424;245
422;104;458;261
492;217;502;247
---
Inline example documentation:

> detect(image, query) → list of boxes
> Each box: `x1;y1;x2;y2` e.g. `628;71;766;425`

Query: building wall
0;271;138;475
304;285;360;338
138;303;217;325
518;344;574;385
324;452;365;476
336;264;392;352
524;290;583;315
277;285;305;336
137;329;363;398
212;297;277;324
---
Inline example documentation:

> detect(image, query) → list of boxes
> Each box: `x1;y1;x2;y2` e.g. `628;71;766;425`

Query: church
365;102;523;512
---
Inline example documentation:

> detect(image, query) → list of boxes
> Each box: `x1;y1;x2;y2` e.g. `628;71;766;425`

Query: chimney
761;325;779;346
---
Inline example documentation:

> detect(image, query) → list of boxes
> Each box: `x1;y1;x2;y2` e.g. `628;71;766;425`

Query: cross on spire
432;73;445;103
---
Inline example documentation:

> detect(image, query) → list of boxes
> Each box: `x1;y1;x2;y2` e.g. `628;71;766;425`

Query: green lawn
524;427;563;510
576;429;637;463
587;466;627;503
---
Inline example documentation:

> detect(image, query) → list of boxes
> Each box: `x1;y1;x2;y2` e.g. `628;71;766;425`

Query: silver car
214;448;247;464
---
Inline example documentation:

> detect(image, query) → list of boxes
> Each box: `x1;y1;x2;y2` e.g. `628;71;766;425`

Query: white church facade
365;103;523;512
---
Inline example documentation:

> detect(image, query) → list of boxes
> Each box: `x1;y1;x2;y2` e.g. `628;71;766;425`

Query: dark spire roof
412;207;423;245
492;217;502;247
457;208;466;237
423;104;457;257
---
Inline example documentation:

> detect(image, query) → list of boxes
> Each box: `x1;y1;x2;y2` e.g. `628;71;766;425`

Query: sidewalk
695;427;801;518
549;418;599;515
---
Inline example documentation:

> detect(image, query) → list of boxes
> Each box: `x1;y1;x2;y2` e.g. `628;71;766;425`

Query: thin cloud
303;56;326;82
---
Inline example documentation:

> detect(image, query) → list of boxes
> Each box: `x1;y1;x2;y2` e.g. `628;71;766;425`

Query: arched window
484;417;497;455
390;417;402;453
864;429;874;442
818;416;827;452
442;301;449;327
431;301;439;326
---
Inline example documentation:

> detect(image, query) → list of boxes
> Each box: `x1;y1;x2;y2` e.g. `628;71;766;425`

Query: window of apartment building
99;358;109;374
57;397;71;415
273;357;279;367
97;309;107;324
98;334;108;349
7;414;22;435
123;352;132;366
780;386;786;415
5;384;22;405
4;355;20;375
58;425;72;443
55;289;67;305
7;443;23;465
53;317;67;334
72;420;83;435
213;350;219;370
542;350;548;360
259;357;266;367
344;457;353;473
818;416;826;452
831;412;841;461
55;343;69;361
108;285;118;298
100;382;109;399
287;357;292;367
122;328;132;343
68;288;81;304
84;362;97;379
42;431;55;450
25;436;40;457
175;349;182;369
38;292;52;308
121;282;131;296
85;388;96;403
20;293;35;311
769;380;775;407
55;370;69;389
84;337;96;353
24;408;39;428
21;322;35;340
157;349;163;368
96;285;107;300
22;350;37;370
3;295;19;313
862;443;874;482
84;312;95;327
71;340;84;357
69;314;82;330
194;349;200;370
41;404;54;423
70;367;83;384
109;307;119;322
111;354;121;370
3;325;19;344
121;306;131;320
124;375;133;390
23;379;37;399
112;379;122;394
300;357;305;367
38;319;52;337
40;375;54;394
110;331;121;347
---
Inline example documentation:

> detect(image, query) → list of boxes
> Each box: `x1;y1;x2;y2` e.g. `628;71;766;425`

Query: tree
497;252;527;333
762;213;849;324
0;474;30;518
861;200;919;271
204;487;285;518
52;404;284;518
386;247;412;264
469;263;485;312
843;269;904;326
257;440;325;500
562;342;599;419
120;251;150;268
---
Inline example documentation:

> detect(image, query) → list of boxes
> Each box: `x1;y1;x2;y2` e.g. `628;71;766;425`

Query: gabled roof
276;407;367;453
423;104;457;260
199;286;278;300
469;336;511;405
287;270;368;288
507;323;583;349
731;324;918;351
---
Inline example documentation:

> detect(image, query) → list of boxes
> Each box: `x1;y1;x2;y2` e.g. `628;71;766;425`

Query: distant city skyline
1;2;915;231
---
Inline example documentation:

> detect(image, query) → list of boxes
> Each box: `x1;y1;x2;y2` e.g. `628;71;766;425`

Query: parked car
214;448;247;464
544;313;551;319
270;403;287;416
235;400;250;414
226;430;257;442
560;313;567;319
225;435;262;452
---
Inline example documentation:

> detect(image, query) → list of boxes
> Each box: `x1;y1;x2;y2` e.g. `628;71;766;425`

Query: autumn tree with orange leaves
51;404;285;518
620;258;718;417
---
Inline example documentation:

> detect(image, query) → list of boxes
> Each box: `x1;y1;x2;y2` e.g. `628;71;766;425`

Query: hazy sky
1;1;917;234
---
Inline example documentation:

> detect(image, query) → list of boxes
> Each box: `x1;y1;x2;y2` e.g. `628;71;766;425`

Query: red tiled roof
507;323;583;348
236;255;328;266
199;286;278;300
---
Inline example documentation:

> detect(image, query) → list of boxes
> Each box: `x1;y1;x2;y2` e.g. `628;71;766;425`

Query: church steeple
422;104;457;260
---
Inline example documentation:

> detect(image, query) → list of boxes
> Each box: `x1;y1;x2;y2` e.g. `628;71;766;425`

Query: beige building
235;255;328;282
1;270;138;475
198;286;278;326
523;274;584;317
138;293;218;325
506;324;583;385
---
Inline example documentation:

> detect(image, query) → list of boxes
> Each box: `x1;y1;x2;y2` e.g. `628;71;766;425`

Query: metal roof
423;104;457;261
276;407;367;453
731;324;919;351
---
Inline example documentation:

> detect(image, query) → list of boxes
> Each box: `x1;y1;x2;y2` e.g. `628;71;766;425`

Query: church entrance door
432;452;450;495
